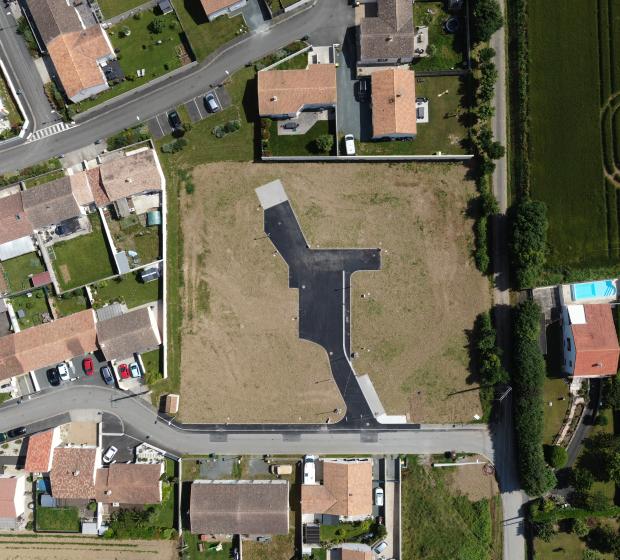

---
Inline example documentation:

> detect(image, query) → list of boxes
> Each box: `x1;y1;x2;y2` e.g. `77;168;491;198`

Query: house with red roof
561;304;620;377
0;475;26;529
25;428;60;474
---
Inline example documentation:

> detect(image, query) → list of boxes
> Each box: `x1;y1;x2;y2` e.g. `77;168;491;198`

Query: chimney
271;96;278;102
386;35;393;42
73;470;80;476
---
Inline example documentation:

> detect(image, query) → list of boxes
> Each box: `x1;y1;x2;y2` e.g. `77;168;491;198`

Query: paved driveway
241;0;269;32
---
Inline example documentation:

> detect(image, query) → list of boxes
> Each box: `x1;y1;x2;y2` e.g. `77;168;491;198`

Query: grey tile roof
25;0;83;45
359;0;415;62
190;480;289;535
21;176;81;230
97;307;160;361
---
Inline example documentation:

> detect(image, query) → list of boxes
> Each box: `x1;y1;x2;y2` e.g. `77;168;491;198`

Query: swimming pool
571;279;617;301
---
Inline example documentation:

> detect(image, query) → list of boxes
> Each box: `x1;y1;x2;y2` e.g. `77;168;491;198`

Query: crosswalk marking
27;121;76;142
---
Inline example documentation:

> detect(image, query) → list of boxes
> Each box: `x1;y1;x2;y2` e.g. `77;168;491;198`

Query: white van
303;455;316;484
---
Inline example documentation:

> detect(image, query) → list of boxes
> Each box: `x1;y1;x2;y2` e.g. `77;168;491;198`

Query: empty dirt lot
179;163;489;423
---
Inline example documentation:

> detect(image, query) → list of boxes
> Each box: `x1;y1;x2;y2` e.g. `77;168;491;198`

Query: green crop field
529;0;620;270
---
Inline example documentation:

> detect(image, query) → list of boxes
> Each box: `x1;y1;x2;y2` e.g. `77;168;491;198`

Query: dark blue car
101;366;114;386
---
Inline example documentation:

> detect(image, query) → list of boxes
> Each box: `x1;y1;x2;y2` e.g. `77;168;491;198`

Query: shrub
312;134;334;153
474;216;490;273
533;520;556;542
583;550;606;560
586;525;617;553
586;491;611;512
512;300;557;495
544;445;568;469
478;47;496;64
594;414;609;426
510;199;548;289
470;0;503;44
148;18;164;34
571;518;589;538
571;468;594;492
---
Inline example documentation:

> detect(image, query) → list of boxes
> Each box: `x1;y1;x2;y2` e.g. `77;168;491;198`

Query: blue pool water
571;279;617;301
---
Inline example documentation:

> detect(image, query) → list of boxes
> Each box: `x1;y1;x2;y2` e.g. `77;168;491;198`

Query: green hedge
510;198;548;289
512;300;556;495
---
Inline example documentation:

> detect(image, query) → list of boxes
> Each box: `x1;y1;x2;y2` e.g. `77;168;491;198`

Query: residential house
301;459;373;521
358;0;415;67
561;303;620;377
257;64;337;119
199;0;247;21
0;192;35;262
0;475;26;530
25;428;60;474
50;446;100;504
95;463;163;509
334;548;374;560
0;309;97;381
371;67;416;140
21;176;82;230
190;480;289;537
24;0;116;102
96;306;161;362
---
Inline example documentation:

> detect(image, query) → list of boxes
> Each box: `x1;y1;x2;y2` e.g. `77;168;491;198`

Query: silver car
204;93;220;113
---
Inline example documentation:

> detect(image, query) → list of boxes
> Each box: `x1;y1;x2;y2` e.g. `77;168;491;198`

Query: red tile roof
200;0;240;16
50;447;98;500
31;271;52;288
95;463;162;505
0;477;18;518
0;193;33;245
573;304;620;376
25;430;55;473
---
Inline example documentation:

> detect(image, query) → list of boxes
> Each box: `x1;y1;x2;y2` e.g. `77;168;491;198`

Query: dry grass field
447;456;499;501
0;536;176;559
179;162;489;423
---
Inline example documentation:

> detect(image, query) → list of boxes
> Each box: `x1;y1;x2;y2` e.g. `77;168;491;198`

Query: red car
118;363;130;379
82;357;94;376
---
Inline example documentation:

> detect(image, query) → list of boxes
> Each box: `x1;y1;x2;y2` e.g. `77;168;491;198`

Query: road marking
26;121;76;142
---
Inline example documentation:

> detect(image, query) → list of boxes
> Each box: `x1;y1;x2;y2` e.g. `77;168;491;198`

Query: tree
470;0;503;43
571;518;589;538
148;17;164;34
312;134;334;153
533;521;556;542
544;445;568;469
571;467;594;492
608;452;620;482
478;46;496;64
586;490;611;512
586;525;618;553
487;141;506;160
510;199;548;289
602;373;620;409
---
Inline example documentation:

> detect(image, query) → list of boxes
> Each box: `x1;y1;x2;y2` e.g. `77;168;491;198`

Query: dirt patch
446;455;499;501
179;162;489;423
243;529;295;560
58;264;71;285
0;536;177;559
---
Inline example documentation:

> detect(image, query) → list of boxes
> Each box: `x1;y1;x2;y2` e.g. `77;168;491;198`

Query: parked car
282;121;299;130
374;486;384;506
100;366;114;385
57;362;71;382
7;427;26;438
118;363;130;379
269;464;293;476
82;356;94;376
204;93;220;112
47;368;61;386
129;363;141;378
303;455;316;484
373;541;388;555
0;433;7;443
344;134;356;156
167;110;182;130
102;445;118;464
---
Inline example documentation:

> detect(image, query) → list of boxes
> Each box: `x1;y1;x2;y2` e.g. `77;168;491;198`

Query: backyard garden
48;288;90;318
1;252;45;293
51;213;115;291
91;270;160;309
9;289;51;330
263;118;337;157
35;506;80;532
108;213;161;265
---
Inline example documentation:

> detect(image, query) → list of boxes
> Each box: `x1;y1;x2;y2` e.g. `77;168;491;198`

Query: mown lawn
172;0;246;61
542;377;570;445
529;2;607;267
91;270;160;309
535;531;613;560
141;347;163;384
49;288;90;318
35;506;80;532
357;75;470;155
267;119;336;156
183;533;232;560
52;213;115;290
98;0;145;18
1;252;45;293
72;11;185;113
401;456;497;560
412;1;466;71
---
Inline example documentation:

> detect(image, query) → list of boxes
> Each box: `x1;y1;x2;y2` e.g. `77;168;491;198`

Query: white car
56;362;71;382
129;363;141;378
303;455;316;484
102;445;118;464
344;134;356;156
374;486;384;506
373;541;388;555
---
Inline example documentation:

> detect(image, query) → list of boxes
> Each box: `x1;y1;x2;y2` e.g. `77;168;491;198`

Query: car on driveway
7;427;26;438
47;368;61;386
130;363;141;378
82;357;94;376
283;121;299;130
204;93;220;112
344;134;356;155
303;455;316;484
101;366;114;385
57;362;71;382
168;110;182;130
373;541;387;555
118;363;130;379
0;433;7;443
374;486;384;506
102;445;118;464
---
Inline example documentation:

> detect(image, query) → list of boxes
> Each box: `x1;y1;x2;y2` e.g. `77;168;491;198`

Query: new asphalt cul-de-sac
256;181;381;425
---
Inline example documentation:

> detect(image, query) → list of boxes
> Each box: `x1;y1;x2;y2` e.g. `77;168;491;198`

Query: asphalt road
0;4;58;135
263;198;380;423
0;0;353;173
0;385;495;457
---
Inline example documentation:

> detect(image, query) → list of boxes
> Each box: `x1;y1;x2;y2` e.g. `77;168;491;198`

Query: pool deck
559;279;618;305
